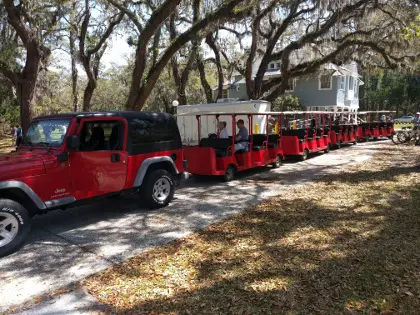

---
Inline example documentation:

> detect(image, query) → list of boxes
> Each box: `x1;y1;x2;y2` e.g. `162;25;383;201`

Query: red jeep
0;111;187;257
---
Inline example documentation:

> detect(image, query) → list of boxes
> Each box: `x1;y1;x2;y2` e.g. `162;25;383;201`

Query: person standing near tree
16;125;22;147
413;112;420;130
10;125;16;145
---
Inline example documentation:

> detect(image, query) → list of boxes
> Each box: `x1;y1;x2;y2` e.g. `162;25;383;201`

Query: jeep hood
0;149;48;181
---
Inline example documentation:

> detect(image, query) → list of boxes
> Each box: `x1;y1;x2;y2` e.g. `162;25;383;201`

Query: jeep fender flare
0;181;46;210
133;156;179;187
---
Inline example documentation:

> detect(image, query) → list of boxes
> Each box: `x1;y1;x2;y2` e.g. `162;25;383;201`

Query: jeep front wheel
0;199;31;257
143;170;175;209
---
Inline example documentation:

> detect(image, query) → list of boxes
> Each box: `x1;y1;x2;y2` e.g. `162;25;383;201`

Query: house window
319;75;332;90
339;76;345;90
285;79;295;92
222;89;228;98
269;63;275;69
276;63;281;69
348;76;354;90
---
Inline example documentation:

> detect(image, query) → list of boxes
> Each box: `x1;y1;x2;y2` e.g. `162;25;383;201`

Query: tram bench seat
332;126;342;133
308;128;323;140
360;123;369;130
200;138;233;157
281;129;308;139
250;134;281;149
268;134;280;148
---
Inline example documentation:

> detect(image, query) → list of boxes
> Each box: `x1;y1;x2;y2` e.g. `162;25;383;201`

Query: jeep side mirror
66;135;80;152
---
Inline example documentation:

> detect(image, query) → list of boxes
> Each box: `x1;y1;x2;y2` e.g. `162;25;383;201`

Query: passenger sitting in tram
380;115;386;123
217;121;229;139
348;114;356;124
334;115;341;126
234;119;249;152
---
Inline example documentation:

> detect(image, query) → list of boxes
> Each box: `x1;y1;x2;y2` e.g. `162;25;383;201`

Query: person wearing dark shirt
16;125;22;147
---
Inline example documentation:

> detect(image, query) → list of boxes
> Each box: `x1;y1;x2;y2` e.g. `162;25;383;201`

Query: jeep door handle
110;153;121;163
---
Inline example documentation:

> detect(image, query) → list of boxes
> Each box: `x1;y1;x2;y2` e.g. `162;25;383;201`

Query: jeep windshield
22;119;71;147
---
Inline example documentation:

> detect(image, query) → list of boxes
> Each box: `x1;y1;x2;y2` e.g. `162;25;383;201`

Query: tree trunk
18;82;36;132
206;35;223;102
82;80;96;112
177;90;188;106
70;0;78;112
127;43;145;109
197;57;213;103
19;42;43;132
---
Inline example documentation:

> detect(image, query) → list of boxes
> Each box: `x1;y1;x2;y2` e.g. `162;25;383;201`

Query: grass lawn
84;143;420;314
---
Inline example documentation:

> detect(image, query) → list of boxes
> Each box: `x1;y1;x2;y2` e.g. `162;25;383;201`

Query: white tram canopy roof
358;111;396;114
177;110;345;117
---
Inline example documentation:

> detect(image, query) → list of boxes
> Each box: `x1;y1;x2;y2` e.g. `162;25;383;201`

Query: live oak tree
167;0;201;106
108;0;253;111
221;0;420;103
78;0;124;111
68;0;79;112
1;0;66;131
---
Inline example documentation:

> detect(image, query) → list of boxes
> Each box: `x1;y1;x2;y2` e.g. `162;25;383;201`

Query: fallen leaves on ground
83;143;420;314
0;136;14;155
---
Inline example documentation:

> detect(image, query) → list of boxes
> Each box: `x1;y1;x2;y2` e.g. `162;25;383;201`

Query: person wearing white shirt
217;121;229;139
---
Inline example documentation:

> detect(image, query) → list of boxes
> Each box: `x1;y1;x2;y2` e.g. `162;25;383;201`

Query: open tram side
180;112;284;181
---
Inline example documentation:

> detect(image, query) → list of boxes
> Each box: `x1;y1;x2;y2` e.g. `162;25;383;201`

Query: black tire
271;155;282;168
224;165;236;182
142;170;175;209
324;144;331;153
0;199;31;258
391;132;400;144
397;131;410;143
300;149;309;161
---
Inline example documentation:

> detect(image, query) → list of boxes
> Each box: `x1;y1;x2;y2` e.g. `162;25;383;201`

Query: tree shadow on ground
96;181;420;314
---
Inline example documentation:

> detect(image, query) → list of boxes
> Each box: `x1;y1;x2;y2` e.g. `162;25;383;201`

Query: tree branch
3;0;30;45
88;12;124;55
107;0;143;31
0;61;18;86
132;0;252;109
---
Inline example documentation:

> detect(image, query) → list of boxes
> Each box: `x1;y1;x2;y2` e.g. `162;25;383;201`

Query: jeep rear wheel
0;199;31;258
143;170;175;209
